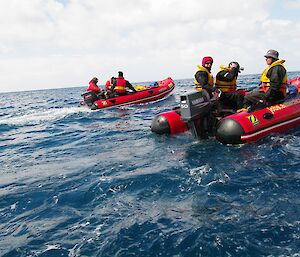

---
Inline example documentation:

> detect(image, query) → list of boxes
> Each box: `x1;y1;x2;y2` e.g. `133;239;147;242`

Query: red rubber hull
159;110;188;134
94;77;175;109
218;96;300;144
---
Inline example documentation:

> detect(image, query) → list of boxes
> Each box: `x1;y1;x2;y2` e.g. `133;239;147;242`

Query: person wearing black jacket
194;56;214;97
243;49;288;109
215;62;240;91
216;62;244;110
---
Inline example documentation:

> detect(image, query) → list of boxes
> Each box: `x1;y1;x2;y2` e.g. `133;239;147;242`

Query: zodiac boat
151;76;300;144
81;77;175;110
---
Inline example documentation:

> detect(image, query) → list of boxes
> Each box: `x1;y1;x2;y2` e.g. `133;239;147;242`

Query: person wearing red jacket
105;77;116;93
111;71;137;96
82;77;104;105
87;77;102;93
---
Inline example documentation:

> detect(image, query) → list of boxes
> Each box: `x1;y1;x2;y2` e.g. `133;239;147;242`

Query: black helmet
229;62;241;73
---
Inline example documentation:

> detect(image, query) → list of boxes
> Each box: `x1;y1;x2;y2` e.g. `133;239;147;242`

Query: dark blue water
0;73;299;257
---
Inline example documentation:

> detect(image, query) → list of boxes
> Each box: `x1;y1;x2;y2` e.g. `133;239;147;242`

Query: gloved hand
214;89;222;98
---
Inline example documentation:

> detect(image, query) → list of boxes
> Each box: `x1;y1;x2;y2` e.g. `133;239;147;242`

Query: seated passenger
111;71;137;96
216;61;245;110
215;62;241;92
194;56;214;97
105;77;116;93
104;77;117;98
243;49;288;109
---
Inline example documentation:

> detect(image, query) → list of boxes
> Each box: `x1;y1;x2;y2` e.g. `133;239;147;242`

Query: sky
0;0;300;93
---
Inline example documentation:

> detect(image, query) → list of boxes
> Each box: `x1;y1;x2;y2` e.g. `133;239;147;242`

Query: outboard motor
81;91;98;107
180;90;216;139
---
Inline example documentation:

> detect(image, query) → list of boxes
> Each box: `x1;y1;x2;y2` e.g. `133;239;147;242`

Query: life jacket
215;65;237;92
87;80;101;93
115;77;127;93
259;59;288;97
194;65;214;89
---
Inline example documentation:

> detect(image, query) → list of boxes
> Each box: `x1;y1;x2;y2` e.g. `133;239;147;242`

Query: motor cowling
180;91;212;122
151;90;216;138
180;90;216;139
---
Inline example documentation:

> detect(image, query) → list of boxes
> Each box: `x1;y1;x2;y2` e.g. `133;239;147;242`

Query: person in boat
104;77;117;98
110;71;137;96
82;77;105;105
216;61;245;110
87;77;102;94
87;77;106;98
215;61;241;92
241;49;288;110
105;77;116;93
194;56;214;97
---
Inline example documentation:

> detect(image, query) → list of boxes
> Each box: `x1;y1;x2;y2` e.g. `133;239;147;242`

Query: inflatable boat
81;77;175;110
151;76;300;145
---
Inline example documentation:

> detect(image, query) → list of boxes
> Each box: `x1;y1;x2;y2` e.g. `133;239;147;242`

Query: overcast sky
0;0;300;93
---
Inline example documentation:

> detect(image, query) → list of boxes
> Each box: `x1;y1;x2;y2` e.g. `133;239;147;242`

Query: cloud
0;0;299;92
286;0;300;8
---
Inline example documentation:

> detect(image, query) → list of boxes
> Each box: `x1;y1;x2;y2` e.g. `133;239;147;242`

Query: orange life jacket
115;77;126;93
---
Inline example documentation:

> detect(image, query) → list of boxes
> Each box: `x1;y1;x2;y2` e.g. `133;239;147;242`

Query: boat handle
263;112;274;120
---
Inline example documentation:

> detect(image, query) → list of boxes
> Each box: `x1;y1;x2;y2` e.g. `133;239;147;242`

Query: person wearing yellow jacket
194;56;214;97
243;49;288;109
216;61;244;110
215;62;241;92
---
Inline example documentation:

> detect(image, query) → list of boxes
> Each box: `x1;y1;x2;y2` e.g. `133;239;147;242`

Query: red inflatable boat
151;76;300;144
82;77;175;110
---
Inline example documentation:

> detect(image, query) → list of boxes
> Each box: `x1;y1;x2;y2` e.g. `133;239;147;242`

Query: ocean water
0;73;299;257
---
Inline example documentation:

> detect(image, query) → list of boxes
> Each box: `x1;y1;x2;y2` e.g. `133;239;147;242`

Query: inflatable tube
151;108;188;134
216;96;300;144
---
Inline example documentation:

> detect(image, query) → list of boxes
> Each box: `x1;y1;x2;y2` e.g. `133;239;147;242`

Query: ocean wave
0;106;92;126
